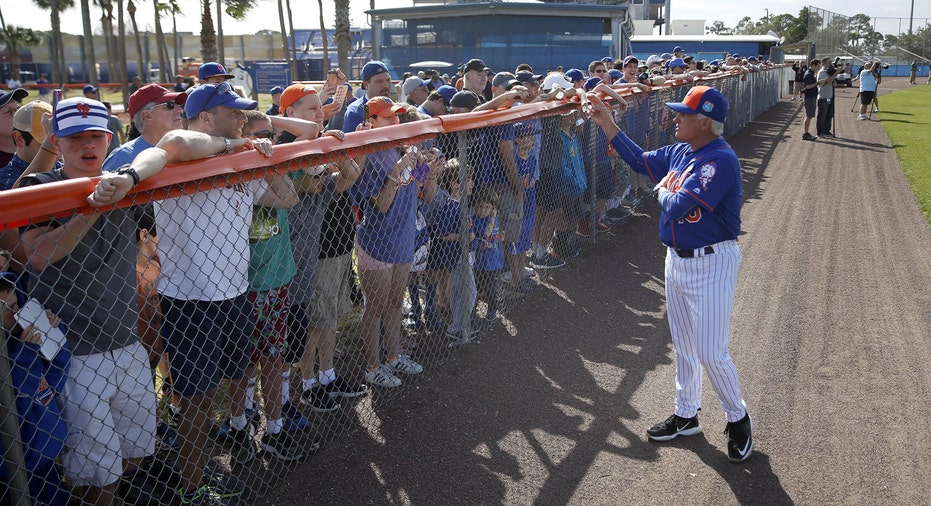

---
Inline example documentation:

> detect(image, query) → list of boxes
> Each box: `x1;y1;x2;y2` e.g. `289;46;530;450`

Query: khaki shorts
497;189;524;243
308;253;353;331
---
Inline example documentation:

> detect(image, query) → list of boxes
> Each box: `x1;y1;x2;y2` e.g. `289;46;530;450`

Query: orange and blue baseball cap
665;86;728;123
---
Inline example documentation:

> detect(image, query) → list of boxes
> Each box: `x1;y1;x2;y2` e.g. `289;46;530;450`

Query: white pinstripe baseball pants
664;240;748;423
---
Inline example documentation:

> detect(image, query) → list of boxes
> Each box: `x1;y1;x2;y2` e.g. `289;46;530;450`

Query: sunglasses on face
247;130;276;141
147;101;177;111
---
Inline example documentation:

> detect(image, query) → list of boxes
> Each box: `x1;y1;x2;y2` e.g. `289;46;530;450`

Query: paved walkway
266;77;931;505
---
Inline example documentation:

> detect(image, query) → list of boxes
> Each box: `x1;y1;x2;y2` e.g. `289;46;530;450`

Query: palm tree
0;23;42;82
127;1;145;82
96;0;115;87
276;0;294;77
80;0;99;85
33;0;76;86
317;0;328;73
116;0;128;104
200;0;217;62
335;0;350;75
155;0;181;83
214;0;256;66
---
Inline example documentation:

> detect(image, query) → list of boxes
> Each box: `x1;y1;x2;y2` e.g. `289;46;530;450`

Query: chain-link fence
0;67;785;506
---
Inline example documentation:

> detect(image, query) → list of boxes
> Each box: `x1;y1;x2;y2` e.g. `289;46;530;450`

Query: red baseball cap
128;84;187;117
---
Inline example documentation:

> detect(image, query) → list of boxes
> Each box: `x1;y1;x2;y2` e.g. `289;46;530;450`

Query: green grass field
879;85;931;226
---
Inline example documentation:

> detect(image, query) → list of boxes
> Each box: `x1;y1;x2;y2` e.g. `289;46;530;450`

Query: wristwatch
117;165;140;188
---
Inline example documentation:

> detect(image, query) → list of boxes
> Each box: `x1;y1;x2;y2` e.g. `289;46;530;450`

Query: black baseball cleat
647;414;703;441
724;413;753;463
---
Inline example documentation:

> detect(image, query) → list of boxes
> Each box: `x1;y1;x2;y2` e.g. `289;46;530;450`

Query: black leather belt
674;246;715;258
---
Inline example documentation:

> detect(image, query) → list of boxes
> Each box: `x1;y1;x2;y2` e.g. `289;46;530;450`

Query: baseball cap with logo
13;100;53;137
673;46;685;53
366;96;407;118
82;85;98;95
463;59;489;74
361;61;390;81
564;68;585;83
665;86;728;123
53;98;113;138
601;56;614;63
198;62;235;81
278;84;318;113
184;82;258;119
667;58;687;69
128;84;187;117
622;55;639;67
0;88;28;108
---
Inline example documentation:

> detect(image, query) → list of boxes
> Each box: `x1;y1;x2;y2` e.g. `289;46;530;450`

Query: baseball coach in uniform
588;85;753;463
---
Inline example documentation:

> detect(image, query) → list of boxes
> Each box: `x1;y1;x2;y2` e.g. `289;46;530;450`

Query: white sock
266;418;283;435
318;368;336;385
533;243;548;258
281;370;290;405
230;414;247;431
244;376;257;411
303;377;318;392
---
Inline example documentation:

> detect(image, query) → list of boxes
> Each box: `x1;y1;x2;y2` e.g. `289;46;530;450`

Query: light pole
764;8;769;28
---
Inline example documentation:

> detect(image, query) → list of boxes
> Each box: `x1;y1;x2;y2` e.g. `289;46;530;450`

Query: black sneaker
646;414;703;441
322;375;368;398
226;426;256;464
300;384;340;412
259;430;305;461
530;253;566;270
802;132;817;141
724;413;753;462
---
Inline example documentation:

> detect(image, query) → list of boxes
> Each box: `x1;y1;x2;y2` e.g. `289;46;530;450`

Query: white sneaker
501;271;513;283
365;365;402;388
388;355;424;375
858;114;867;120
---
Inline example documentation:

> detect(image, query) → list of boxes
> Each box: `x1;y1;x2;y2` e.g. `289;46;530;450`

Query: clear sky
3;0;929;37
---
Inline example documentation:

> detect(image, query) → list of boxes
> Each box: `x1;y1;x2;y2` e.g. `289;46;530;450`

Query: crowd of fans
1;47;765;505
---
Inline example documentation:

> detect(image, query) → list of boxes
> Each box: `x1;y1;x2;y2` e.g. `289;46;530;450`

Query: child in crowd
433;159;477;342
0;270;71;506
470;187;504;326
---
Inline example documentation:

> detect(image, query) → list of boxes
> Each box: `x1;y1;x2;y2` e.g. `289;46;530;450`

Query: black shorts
860;91;875;105
804;97;817;118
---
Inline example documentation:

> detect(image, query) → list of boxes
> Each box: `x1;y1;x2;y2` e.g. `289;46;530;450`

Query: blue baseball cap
184;82;257;119
269;86;285;95
361;60;390;81
607;69;623;80
665;86;728;123
435;85;457;106
583;76;602;91
82;85;98;95
198;62;234;81
53;97;113;138
673;46;684;53
565;68;585;82
660;53;673;60
667;58;686;69
601;56;614;63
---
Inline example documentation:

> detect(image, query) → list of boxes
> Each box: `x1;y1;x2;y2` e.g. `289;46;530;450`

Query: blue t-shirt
478;124;516;187
102;135;154;173
803;69;818;99
858;70;878;92
342;95;369;134
429;197;466;270
471;214;504;271
348;148;417;263
609;134;741;250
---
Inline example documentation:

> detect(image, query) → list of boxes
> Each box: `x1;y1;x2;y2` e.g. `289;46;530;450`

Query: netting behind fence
0;67;785;506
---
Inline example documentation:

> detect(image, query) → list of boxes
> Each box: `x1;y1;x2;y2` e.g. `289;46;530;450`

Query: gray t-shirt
20;170;139;356
817;69;835;100
287;174;338;303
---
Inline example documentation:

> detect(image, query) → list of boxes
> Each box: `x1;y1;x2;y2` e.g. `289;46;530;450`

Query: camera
832;56;842;68
637;72;651;83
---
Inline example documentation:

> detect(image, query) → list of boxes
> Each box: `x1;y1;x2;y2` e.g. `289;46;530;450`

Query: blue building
368;1;634;77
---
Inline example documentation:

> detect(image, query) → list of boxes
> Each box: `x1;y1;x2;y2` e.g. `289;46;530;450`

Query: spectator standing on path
83;85;99;100
7;76;23;89
792;62;805;100
37;74;51;102
816;60;840;138
909;60;918;85
588;85;754;464
855;61;880;120
800;59;820;141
